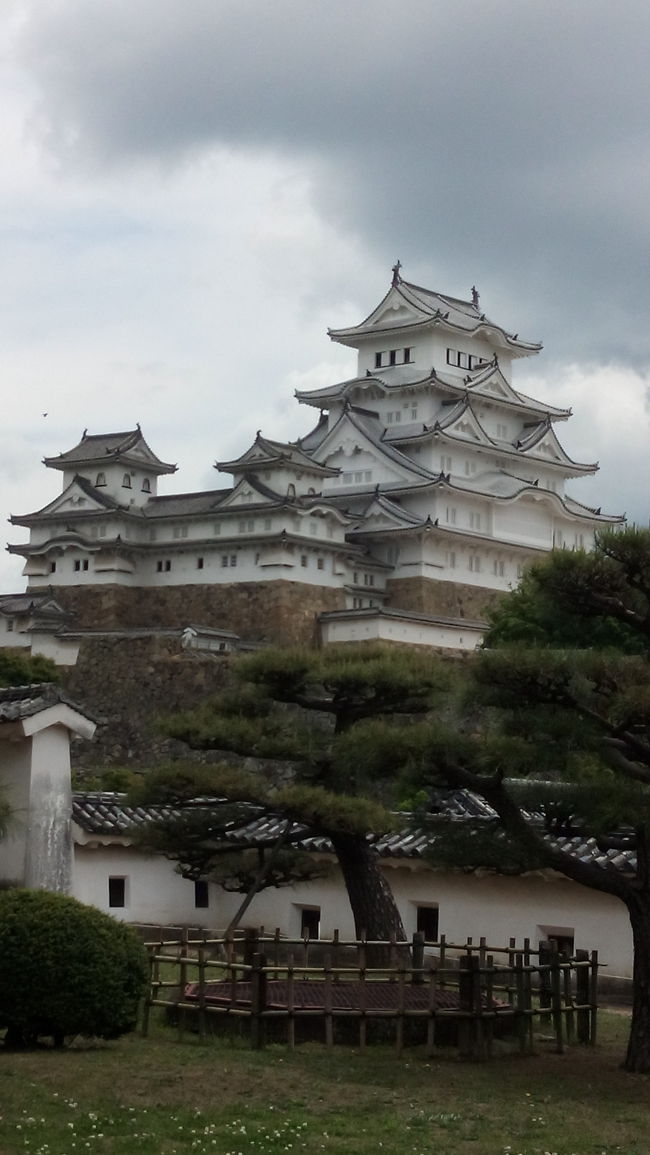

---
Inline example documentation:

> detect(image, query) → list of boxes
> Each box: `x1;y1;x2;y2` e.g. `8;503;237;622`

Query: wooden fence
141;928;599;1059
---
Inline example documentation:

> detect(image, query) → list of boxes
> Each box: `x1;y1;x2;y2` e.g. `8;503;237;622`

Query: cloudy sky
1;0;649;591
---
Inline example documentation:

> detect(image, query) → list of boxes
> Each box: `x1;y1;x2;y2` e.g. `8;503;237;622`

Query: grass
0;1013;647;1155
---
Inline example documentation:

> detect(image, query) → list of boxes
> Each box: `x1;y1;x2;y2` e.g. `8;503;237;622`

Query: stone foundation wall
386;576;505;620
61;634;235;769
53;581;347;645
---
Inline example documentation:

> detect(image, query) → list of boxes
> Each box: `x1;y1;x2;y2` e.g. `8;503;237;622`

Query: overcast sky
1;0;649;592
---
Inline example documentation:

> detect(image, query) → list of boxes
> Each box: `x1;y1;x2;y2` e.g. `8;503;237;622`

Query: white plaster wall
320;616;483;650
26;728;73;892
71;844;633;977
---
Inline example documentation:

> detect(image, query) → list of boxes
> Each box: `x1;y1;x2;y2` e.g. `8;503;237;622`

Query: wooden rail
142;929;599;1059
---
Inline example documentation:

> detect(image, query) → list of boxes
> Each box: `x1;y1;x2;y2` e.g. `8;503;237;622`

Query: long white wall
72;842;633;978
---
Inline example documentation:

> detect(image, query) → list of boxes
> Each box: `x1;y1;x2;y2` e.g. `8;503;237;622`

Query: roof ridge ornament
471;285;480;309
391;260;402;287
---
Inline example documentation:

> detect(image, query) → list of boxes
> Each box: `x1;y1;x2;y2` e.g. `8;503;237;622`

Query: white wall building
7;269;622;650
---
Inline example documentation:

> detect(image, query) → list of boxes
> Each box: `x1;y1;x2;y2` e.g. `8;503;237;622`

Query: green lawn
0;1014;647;1155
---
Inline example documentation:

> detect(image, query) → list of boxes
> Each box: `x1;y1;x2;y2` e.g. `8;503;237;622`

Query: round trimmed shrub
0;889;148;1047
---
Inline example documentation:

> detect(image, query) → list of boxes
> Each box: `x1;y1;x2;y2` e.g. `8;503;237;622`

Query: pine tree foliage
136;645;452;942
415;528;650;1072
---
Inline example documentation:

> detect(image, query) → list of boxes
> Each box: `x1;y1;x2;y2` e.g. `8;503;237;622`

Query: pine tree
415;528;650;1072
135;644;450;945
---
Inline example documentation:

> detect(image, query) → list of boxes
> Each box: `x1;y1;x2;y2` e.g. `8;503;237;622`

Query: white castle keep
5;268;621;651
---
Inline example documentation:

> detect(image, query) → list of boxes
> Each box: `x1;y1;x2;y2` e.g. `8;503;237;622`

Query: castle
4;267;622;651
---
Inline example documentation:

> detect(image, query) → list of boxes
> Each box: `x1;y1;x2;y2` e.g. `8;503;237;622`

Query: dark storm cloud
17;0;650;365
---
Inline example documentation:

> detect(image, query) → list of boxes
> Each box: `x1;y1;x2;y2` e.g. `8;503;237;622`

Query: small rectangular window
300;907;320;938
6;619;14;632
156;560;163;572
374;352;382;369
386;412;393;424
108;877;126;908
221;555;228;567
194;880;209;909
74;560;80;572
263;517;272;530
317;558;324;570
164;560;171;572
213;524;221;535
300;555;308;567
197;557;204;569
404;348;412;363
389;349;397;366
416;905;439;942
230;555;237;567
50;561;57;573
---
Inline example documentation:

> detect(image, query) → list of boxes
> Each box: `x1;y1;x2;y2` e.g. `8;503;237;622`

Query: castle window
73;559;89;572
446;551;456;569
440;455;452;473
49;561;57;573
464;460;477;476
221;555;228;567
197;557;204;570
263;518;272;530
416;905;439;942
363;573;375;587
99;526;107;537
375;348;413;369
95;472;106;487
194;880;209;909
342;472;352;483
108;877;126;908
496;423;508;439
230;555;237;567
300;555;308;567
299;906;320;939
469;512;482;531
364;470;372;482
6;619;13;632
142;478;151;493
468;555;481;573
156;559;171;573
122;473;132;489
238;519;255;533
404;348;413;363
287;483;296;498
353;571;358;584
317;558;324;570
493;560;505;577
173;525;188;539
445;507;457;525
213;524;221;535
411;406;418;419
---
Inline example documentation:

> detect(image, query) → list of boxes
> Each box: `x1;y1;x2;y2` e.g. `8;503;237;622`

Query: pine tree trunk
330;833;407;964
624;894;650;1072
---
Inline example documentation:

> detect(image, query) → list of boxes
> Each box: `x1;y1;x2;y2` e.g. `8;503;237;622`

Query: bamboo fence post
332;929;340;983
250;951;267;1050
286;952;295;1051
575;948;590;1043
438;934;446;989
141;945;156;1037
412;931;425;986
178;926;189;1041
550;948;564;1054
589;950;599;1045
458;954;479;1059
323;951;334;1048
426;961;438;1056
479;936;487;968
197;946;207;1042
514;952;528;1054
561;951;575;1043
484;954;494;1060
358;934;367;1051
395;956;406;1056
507;937;516;1006
538;940;553;1024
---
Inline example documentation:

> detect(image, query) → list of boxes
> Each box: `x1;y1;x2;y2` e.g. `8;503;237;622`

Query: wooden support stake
412;931;425;986
575;948;590;1044
197;946;207;1042
250;951;267;1050
550;949;564;1054
287;952;295;1052
324;952;334;1049
590;950;599;1046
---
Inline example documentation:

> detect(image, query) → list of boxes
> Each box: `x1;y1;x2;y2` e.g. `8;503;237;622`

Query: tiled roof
0;683;87;723
43;428;176;474
70;788;637;875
